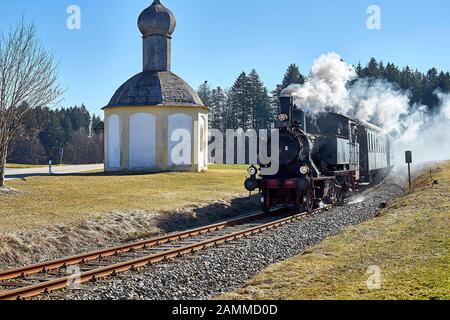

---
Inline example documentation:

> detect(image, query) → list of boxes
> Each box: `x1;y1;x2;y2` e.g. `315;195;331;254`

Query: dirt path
4;164;103;181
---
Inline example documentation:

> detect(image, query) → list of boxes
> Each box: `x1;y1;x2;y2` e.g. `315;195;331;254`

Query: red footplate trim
264;179;298;189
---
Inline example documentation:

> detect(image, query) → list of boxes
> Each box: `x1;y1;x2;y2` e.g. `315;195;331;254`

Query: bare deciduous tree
0;20;62;187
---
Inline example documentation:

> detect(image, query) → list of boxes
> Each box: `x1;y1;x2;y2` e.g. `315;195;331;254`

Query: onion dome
138;0;176;37
104;0;205;109
107;71;204;107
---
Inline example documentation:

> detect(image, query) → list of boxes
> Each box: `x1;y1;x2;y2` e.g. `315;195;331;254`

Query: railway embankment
221;162;450;300
0;165;255;268
51;170;405;300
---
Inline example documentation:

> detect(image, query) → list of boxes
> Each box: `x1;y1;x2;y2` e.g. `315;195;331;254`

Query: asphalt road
4;164;104;181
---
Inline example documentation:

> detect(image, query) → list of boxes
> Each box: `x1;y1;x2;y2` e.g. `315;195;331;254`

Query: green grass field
220;162;450;300
0;165;249;232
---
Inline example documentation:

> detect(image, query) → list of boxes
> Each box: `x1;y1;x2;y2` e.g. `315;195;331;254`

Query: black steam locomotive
245;94;394;212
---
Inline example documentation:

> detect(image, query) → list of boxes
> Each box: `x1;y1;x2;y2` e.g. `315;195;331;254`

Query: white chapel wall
107;114;121;169
168;113;193;167
129;113;156;169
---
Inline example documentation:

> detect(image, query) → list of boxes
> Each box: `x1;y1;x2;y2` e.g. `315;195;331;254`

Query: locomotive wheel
336;185;344;204
305;189;314;212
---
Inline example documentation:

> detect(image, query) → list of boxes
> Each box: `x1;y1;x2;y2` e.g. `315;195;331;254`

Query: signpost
405;151;412;189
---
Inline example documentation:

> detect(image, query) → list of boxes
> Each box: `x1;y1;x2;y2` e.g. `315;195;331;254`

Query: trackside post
405;151;412;189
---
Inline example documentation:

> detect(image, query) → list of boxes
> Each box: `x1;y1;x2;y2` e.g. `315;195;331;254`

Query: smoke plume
281;52;356;115
395;91;450;164
282;52;450;165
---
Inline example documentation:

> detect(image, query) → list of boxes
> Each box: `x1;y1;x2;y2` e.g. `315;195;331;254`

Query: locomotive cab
311;113;359;176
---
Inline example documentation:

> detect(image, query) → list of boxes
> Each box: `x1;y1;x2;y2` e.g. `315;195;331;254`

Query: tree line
6;59;450;166
356;58;450;112
7;105;103;165
197;65;306;132
200;58;450;132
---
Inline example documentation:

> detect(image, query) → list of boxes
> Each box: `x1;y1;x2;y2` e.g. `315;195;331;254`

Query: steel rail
0;211;269;282
0;208;317;300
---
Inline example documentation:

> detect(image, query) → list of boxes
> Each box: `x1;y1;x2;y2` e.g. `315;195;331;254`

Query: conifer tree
271;64;306;113
248;69;272;130
210;87;228;132
197;81;213;107
228;72;252;130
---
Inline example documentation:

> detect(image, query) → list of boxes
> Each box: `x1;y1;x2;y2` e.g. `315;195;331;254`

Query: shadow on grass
5;170;173;180
5;173;49;181
56;171;164;177
6;165;246;180
153;194;262;233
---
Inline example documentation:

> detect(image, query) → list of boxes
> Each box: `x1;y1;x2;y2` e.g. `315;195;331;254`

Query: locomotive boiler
245;93;394;212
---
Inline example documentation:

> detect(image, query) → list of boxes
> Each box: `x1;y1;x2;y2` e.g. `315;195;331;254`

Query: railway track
0;208;322;300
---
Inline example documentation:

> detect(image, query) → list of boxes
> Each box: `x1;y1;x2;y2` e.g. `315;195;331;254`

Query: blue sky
1;0;449;116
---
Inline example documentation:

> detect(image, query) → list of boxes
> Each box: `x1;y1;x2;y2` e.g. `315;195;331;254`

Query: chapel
103;0;208;172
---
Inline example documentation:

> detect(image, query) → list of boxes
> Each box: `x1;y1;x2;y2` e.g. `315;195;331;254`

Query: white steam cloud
282;52;450;165
282;52;356;114
348;79;410;133
395;91;450;164
436;91;450;121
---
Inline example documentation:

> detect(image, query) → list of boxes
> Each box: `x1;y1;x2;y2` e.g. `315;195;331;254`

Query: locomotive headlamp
247;166;257;176
299;165;310;175
278;113;288;122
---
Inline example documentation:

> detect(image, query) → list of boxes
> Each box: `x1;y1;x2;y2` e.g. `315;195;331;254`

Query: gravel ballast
48;174;406;300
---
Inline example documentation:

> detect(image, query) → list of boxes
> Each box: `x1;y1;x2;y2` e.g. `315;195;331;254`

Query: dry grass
0;164;257;267
0;165;249;232
220;162;450;300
